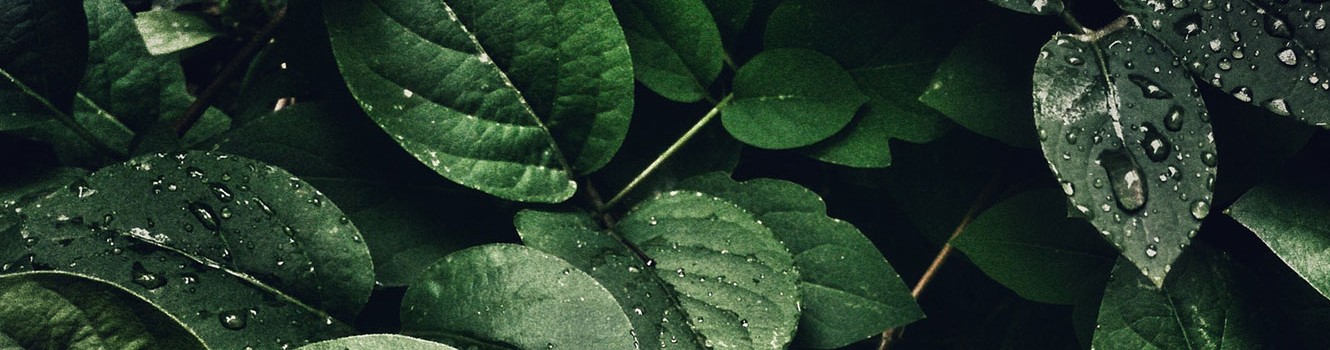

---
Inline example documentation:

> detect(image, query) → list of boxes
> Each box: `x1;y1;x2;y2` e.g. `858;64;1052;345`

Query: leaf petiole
600;93;734;211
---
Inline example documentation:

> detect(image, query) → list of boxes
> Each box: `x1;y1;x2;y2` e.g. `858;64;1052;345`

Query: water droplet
1066;56;1085;66
253;198;275;216
1099;149;1148;212
675;268;686;277
1138;123;1172;162
187;202;220;231
1264;14;1293;39
1128;74;1173;99
1201;152;1218;167
219;207;233;220
1217;58;1233;71
1315;18;1327;31
1276;48;1299;67
1060;180;1076;196
647;217;658;226
1162;105;1186;131
219;310;248;330
1145;245;1159;258
740;319;749;328
1190;200;1210;220
1173;13;1202;37
209;183;234;202
1263;98;1291;116
131;262;166;290
1230;86;1253;102
1065;131;1079;145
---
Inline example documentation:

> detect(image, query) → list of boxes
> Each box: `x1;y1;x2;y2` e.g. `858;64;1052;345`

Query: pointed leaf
1118;0;1330;127
133;9;220;55
1033;29;1217;286
1093;245;1263;349
723;48;868;150
612;0;723;102
324;0;635;202
2;151;374;348
0;271;206;349
1228;175;1330;300
298;334;459;350
401;244;636;350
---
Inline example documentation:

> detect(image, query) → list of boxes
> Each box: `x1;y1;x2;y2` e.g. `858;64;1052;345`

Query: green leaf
0;271;206;349
1228;175;1330;300
723;48;868;150
2;151;374;348
1092;244;1263;349
702;0;752;38
401;244;636;350
298;334;458;350
1117;0;1330;128
1033;29;1217;286
612;0;723;102
952;188;1116;305
986;0;1063;15
324;0;635;202
920;14;1057;148
674;173;922;348
0;0;88;114
134;9;221;55
797;98;951;168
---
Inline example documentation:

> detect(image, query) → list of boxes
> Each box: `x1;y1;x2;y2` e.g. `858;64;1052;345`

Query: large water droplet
1163;105;1184;131
1190;200;1210;220
1060;180;1076;196
1173;13;1202;37
209;183;234;202
1099;149;1148;212
1264;14;1293;39
1128;75;1173;99
1201;152;1218;167
1230;86;1253;102
1145;244;1159;258
1263;98;1291;116
131;262;166;290
1138;123;1172;162
188;202;220;231
219;309;248;330
1277;48;1299;66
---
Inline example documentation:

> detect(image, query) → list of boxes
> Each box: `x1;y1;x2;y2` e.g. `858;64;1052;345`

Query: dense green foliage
2;0;1328;349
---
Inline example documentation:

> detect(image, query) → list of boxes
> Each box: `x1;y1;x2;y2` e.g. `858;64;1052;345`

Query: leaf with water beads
1118;0;1330;128
1;151;374;349
1032;28;1217;287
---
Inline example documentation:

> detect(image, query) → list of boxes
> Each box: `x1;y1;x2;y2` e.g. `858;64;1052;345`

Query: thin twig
582;178;617;229
877;164;1007;350
173;6;289;136
600;93;734;211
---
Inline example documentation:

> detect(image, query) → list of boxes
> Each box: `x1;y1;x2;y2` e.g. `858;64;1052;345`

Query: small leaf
612;0;724;102
723;48;868;150
324;0;635;202
1118;0;1330;128
0;271;206;349
796;101;950;168
134;9;221;55
298;334;459;350
3;151;374;348
401;244;636;350
1092;244;1263;349
986;0;1064;15
1228;175;1330;300
952;188;1116;305
1033;29;1217;286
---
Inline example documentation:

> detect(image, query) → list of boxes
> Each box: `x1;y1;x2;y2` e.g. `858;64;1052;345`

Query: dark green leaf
723;48;867;150
133;9;220;55
0;271;206;349
1033;29;1217;286
702;0;751;38
401;244;636;350
1227;175;1330;300
298;334;458;350
675;173;921;348
1118;0;1330;128
3;151;373;348
952;188;1116;305
0;0;88;114
324;0;635;202
920;14;1057;147
612;0;723;102
986;0;1063;15
1092;244;1263;349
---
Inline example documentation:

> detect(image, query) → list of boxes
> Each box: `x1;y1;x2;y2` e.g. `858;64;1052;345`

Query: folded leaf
0;271;206;349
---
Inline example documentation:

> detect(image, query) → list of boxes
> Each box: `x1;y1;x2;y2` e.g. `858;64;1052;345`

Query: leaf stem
600;93;734;211
876;164;1007;350
0;69;124;158
173;5;288;137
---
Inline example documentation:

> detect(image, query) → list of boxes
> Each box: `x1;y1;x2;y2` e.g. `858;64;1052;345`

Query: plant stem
600;93;734;211
876;165;1007;350
173;5;288;136
0;70;124;158
1059;7;1092;35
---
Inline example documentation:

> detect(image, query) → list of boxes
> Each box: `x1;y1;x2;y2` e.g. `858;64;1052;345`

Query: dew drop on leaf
1163;105;1184;131
1263;14;1293;39
209;183;234;202
1190;200;1210;220
1128;74;1174;99
1173;13;1202;37
187;202;221;231
1138;123;1172;162
1145;244;1159;258
131;262;166;290
1277;48;1299;66
1263;98;1291;116
1099;149;1148;212
219;309;248;330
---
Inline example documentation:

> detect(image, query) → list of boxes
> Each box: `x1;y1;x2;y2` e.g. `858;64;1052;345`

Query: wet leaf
0;271;206;349
953;188;1116;305
133;9;220;55
723;48;868;150
401;244;636;350
324;0;635;202
1092;244;1263;349
298;334;458;350
2;151;374;349
612;0;723;102
1033;29;1217;286
1228;174;1330;300
986;0;1064;15
1118;0;1330;127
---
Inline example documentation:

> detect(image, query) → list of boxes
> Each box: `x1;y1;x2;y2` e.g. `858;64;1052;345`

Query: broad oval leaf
795;101;951;168
1092;244;1263;349
0;271;206;349
723;48;868;150
298;334;458;350
324;0;635;202
612;0;724;102
1118;0;1330;127
1033;29;1217;286
2;151;374;349
1228;175;1330;300
401;244;636;350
